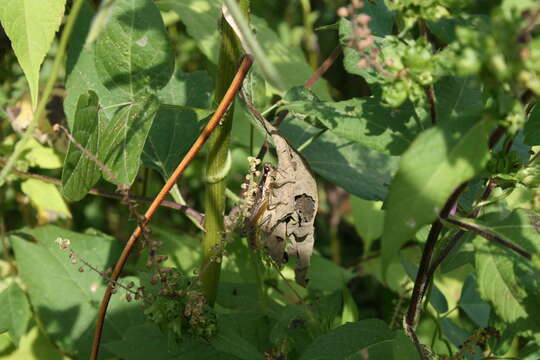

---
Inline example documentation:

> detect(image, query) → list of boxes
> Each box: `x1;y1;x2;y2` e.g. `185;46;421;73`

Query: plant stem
91;56;253;360
0;0;85;186
201;0;249;306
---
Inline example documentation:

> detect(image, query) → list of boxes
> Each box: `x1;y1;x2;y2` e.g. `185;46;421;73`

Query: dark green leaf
100;93;160;185
435;76;484;124
0;282;31;346
362;0;395;37
281;117;399;201
65;2;125;127
299;319;395;360
475;240;527;324
458;275;491;327
142;70;213;178
308;255;354;293
210;313;268;360
381;118;496;272
95;0;174;97
10;226;145;358
524;104;540;146
280;96;421;155
61;91;102;201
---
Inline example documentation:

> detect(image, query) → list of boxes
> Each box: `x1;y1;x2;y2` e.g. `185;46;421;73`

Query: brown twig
0;159;205;226
90;55;253;360
444;216;532;260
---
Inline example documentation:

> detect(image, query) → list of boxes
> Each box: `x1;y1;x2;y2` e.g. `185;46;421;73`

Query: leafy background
1;0;540;359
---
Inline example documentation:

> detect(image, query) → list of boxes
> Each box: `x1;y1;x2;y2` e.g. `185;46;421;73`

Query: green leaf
299;319;398;360
524;103;540;146
0;0;66;108
307;255;354;293
142;70;213;178
64;2;125;127
10;226;145;358
0;282;31;346
362;0;395;37
20;179;71;219
0;325;65;360
100;93;160;185
281;117;399;201
158;0;331;99
381;118;496;272
21;138;62;169
280;97;421;155
211;313;268;360
435;76;484;124
95;0;174;97
475;240;527;323
61;91;102;201
104;323;183;360
458;275;491;327
351;197;385;253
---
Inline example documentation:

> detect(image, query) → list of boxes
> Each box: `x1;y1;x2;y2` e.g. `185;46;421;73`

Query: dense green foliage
1;0;540;359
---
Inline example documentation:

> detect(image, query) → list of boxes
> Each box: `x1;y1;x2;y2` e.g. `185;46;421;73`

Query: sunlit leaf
0;0;66;107
0;282;31;346
381;118;495;272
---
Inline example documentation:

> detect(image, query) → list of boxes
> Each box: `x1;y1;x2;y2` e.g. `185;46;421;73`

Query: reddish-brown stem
90;55;253;360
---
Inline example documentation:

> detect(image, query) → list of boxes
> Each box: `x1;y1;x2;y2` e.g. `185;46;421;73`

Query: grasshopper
242;92;318;287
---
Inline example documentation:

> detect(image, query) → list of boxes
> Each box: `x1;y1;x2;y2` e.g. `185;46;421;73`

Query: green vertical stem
201;0;249;305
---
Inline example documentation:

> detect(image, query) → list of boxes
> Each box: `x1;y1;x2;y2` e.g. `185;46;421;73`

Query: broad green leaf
308;255;354;293
269;305;311;353
61;91;102;201
100;93;160;185
362;0;395;37
281;117;399;201
20;179;71;219
364;331;420;360
351;197;385;253
211;313;268;360
299;319;397;360
458;275;491;327
280;97;421;155
104;323;181;360
0;0;66;108
142;70;213;178
524;104;540;146
435;76;484;124
475;241;527;323
381;118;496;272
95;0;174;97
0;282;31;346
10;226;145;358
157;0;331;99
64;2;125;127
